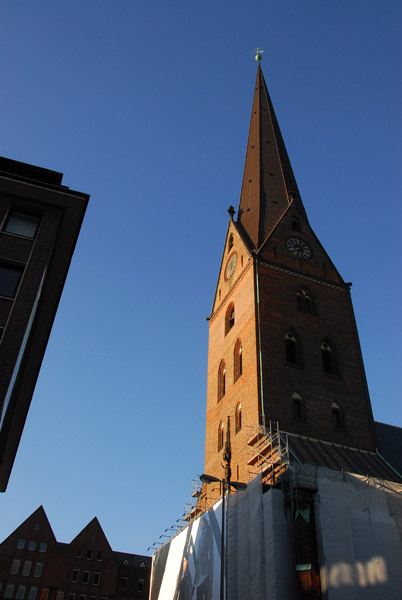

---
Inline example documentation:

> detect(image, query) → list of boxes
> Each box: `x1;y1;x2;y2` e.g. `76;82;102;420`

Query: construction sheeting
149;500;222;600
315;467;402;599
227;474;294;600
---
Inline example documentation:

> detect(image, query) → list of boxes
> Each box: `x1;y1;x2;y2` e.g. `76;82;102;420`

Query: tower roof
237;64;308;250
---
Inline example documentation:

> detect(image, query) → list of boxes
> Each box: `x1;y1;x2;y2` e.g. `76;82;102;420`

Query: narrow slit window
235;403;242;433
218;422;224;452
285;332;298;364
225;303;235;335
234;340;242;382
218;360;226;401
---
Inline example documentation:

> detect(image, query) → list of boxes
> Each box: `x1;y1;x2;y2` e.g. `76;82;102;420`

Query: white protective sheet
226;474;266;599
263;487;295;600
315;467;402;600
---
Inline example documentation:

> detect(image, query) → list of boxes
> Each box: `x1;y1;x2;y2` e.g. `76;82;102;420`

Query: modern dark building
0;506;151;600
0;157;89;491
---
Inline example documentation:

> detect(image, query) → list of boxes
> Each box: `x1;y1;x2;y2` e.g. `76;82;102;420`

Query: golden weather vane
254;47;264;61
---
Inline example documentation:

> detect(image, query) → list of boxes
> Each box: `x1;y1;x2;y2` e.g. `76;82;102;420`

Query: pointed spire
237;63;307;250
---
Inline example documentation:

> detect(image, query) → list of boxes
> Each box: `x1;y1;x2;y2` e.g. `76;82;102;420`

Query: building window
235;403;242;433
296;289;315;314
79;596;86;600
11;558;21;574
138;579;144;593
321;339;338;375
5;584;15;599
93;573;101;586
39;543;47;553
16;585;26;600
291;217;301;232
28;588;38;600
82;572;90;585
285;331;300;365
331;403;344;429
121;578;128;591
225;303;235;335
68;594;75;600
3;211;40;239
96;552;103;562
33;562;43;578
234;339;242;382
22;560;32;576
218;422;224;452
139;562;146;568
71;569;79;583
292;393;305;421
75;548;83;559
218;360;226;401
28;540;37;551
17;538;26;549
86;550;93;560
228;233;233;252
39;589;48;600
56;591;64;600
0;263;24;298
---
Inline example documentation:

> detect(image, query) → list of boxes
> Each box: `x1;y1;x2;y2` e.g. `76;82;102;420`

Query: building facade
0;158;89;491
0;507;151;600
202;62;398;491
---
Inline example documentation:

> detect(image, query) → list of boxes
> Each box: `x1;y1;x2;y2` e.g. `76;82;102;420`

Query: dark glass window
218;360;226;401
3;211;40;238
121;578;128;591
228;234;233;252
321;339;338;375
285;332;298;364
291;217;301;232
234;340;242;382
138;579;144;593
0;263;24;298
218;422;224;452
225;303;235;335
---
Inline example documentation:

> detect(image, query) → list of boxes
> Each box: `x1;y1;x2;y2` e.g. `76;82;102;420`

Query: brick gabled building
202;59;400;499
0;507;150;600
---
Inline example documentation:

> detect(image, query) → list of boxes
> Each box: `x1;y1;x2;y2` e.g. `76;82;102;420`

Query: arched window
285;331;299;365
331;403;344;429
292;393;304;421
218;421;224;451
291;216;301;232
225;303;235;335
321;339;338;374
234;339;242;382
235;402;242;433
296;289;315;314
218;360;226;401
228;233;234;252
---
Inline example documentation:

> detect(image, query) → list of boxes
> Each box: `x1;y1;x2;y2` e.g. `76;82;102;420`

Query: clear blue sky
0;1;400;555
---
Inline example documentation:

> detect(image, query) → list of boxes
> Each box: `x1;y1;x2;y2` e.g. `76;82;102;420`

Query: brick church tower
203;60;381;490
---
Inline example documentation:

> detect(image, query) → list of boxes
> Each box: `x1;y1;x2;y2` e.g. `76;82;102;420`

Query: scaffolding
246;418;289;485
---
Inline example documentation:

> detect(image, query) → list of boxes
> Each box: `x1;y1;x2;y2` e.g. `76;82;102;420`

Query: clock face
286;238;312;260
225;253;238;280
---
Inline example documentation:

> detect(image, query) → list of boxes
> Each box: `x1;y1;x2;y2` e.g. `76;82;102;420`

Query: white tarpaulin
315;467;402;600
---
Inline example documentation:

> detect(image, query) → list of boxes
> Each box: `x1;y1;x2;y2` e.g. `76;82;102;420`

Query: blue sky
0;1;400;555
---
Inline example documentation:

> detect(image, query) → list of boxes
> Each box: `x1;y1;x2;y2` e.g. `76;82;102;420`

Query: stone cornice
258;259;345;291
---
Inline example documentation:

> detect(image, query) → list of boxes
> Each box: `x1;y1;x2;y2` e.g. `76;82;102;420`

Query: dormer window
228;233;234;252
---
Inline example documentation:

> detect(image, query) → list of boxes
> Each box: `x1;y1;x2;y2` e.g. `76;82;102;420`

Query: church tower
203;60;378;486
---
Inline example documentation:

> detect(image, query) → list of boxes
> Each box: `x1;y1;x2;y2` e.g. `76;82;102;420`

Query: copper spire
237;63;307;250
